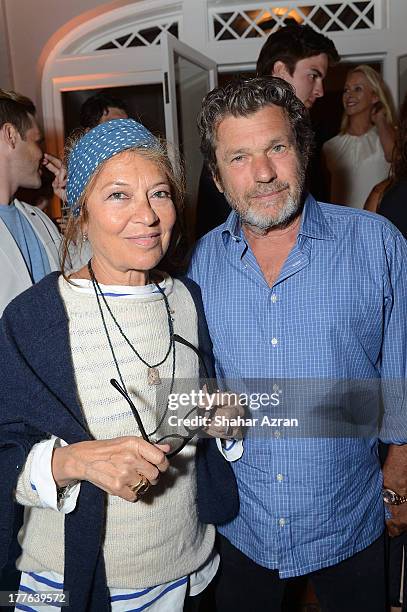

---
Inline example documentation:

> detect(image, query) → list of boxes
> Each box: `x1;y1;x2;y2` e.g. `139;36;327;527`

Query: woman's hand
52;436;170;502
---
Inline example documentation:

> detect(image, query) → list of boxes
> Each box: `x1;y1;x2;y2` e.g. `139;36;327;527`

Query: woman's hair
340;64;396;133
61;129;185;279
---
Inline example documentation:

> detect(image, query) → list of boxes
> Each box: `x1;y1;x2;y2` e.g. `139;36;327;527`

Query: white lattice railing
209;1;382;41
93;21;179;51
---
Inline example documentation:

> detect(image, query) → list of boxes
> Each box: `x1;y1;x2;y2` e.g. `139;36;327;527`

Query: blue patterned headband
66;119;159;215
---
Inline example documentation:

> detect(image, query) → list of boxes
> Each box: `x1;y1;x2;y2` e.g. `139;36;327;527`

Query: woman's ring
130;475;150;500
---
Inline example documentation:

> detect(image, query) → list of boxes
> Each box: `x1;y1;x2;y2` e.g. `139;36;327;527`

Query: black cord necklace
88;260;174;386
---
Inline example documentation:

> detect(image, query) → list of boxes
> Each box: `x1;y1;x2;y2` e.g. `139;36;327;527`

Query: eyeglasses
110;333;216;458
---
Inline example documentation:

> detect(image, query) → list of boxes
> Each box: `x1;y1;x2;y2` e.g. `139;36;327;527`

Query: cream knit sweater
16;275;214;588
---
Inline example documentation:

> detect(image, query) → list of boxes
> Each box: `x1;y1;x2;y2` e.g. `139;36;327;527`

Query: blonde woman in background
323;64;396;208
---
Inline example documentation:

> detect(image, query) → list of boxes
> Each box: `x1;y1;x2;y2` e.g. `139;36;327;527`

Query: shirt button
271;294;278;303
279;518;286;527
271;337;278;346
276;473;284;482
274;431;281;438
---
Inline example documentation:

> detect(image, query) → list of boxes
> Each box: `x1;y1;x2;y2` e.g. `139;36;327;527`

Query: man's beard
222;168;305;233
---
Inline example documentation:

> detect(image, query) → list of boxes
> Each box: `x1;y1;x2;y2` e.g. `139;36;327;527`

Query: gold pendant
147;367;161;386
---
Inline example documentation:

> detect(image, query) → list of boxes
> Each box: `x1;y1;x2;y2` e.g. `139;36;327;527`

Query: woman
365;95;407;612
323;64;396;209
0;119;237;611
364;93;407;240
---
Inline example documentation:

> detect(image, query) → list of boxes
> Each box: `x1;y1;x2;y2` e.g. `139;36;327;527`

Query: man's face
13;114;43;189
273;53;329;108
213;105;304;233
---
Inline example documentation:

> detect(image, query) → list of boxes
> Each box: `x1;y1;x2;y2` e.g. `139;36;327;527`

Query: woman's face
84;150;176;285
342;71;379;118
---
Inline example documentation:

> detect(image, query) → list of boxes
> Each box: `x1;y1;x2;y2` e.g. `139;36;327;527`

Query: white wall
0;0;13;89
2;0;135;119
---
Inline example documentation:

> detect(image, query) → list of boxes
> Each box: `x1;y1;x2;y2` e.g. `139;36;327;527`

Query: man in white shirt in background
0;89;65;316
0;88;65;599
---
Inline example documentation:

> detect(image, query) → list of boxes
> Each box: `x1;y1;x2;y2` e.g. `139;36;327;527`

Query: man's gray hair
197;77;314;179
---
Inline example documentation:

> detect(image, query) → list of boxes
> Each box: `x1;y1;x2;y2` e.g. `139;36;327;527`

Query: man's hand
199;385;245;439
42;153;67;202
382;443;407;537
386;504;407;537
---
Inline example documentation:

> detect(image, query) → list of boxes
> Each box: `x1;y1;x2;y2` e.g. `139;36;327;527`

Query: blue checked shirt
188;195;407;578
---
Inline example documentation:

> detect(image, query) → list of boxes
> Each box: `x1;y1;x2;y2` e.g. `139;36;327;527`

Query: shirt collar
298;194;335;241
221;209;242;243
221;193;335;244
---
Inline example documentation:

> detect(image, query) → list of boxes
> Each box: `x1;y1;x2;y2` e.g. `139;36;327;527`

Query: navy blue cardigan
0;272;238;611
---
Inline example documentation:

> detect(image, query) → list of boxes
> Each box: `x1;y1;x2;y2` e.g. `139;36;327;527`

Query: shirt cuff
30;436;80;513
215;438;243;461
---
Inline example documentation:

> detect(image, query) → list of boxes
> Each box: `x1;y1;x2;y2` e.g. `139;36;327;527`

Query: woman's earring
82;232;88;242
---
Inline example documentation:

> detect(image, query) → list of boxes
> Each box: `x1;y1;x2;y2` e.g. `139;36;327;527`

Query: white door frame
161;32;217;152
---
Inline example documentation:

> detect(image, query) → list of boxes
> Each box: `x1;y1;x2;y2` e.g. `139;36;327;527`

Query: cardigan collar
0;271;109;611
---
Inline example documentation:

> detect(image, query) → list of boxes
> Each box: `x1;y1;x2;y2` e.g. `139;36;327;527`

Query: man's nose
253;155;277;182
314;80;324;99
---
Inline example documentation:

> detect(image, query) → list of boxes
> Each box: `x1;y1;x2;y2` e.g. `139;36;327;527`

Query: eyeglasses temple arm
110;378;150;442
173;334;216;394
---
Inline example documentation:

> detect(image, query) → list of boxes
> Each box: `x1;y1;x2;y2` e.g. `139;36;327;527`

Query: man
0;90;63;316
79;92;129;129
195;23;339;238
256;22;338;108
0;90;66;601
189;77;407;611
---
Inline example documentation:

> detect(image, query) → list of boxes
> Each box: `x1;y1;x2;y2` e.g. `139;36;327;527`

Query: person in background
256;23;339;109
195;23;339;238
0;89;65;314
365;93;407;238
365;95;407;612
323;64;396;209
79;91;129;129
189;76;407;612
0;87;68;605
